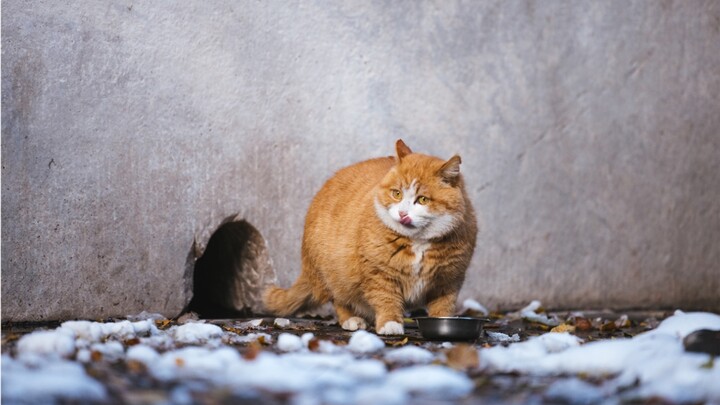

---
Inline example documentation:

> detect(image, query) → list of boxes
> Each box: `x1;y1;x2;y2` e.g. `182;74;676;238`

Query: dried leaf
124;337;141;346
445;344;479;371
600;321;617;332
307;338;321;352
526;322;550;331
126;359;147;373
389;337;409;347
243;341;262;360
574;317;593;331
175;357;185;367
91;351;103;362
155;319;172;330
551;324;576;333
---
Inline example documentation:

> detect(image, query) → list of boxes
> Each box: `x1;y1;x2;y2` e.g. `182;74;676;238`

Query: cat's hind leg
334;303;368;331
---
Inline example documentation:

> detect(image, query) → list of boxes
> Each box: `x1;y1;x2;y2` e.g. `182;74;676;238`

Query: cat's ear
439;155;462;184
395;139;413;161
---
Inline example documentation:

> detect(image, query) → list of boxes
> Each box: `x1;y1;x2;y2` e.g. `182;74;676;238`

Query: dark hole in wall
187;219;274;319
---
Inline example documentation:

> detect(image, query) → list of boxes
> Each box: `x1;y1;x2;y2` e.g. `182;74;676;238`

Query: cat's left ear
439;155;462;184
396;139;413;161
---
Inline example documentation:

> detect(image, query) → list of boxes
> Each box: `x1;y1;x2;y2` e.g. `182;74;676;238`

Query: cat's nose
399;211;408;219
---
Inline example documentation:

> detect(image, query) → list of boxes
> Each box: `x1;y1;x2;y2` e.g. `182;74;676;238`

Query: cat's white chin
374;198;458;240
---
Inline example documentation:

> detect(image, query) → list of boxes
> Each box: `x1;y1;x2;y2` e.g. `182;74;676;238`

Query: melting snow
16;329;76;358
480;310;720;403
277;332;304;352
517;300;561;326
347;329;385;353
170;322;223;344
486;331;521;343
2;354;107;403
461;298;489;315
3;307;719;404
384;345;434;364
386;365;474;398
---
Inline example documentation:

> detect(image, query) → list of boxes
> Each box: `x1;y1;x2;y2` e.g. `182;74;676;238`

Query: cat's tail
262;276;316;316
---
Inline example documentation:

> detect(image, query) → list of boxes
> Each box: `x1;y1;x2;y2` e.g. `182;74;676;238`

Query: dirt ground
2;308;685;404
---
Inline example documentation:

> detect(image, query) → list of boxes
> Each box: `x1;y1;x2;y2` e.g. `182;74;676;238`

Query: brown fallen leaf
551;324;576;333
243;341;262;360
445;344;479;371
599;321;617;332
155;319;172;330
389;337;409;347
307;338;321;352
257;335;269;346
126;359;148;374
124;337;141;347
574;317;593;331
90;351;103;362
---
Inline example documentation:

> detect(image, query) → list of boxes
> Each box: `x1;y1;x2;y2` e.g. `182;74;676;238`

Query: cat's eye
416;196;430;205
390;189;403;200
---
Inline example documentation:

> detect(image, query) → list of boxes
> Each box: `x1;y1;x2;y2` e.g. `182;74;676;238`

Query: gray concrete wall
3;1;719;321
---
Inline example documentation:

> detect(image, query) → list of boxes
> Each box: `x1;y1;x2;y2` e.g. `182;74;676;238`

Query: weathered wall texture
3;1;719;321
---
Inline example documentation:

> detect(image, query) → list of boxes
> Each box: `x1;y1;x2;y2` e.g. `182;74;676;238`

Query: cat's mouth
399;215;415;228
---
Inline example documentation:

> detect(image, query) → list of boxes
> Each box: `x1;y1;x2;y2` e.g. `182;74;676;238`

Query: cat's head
374;139;467;240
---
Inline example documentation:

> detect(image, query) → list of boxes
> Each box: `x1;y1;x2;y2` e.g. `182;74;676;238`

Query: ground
2;302;719;404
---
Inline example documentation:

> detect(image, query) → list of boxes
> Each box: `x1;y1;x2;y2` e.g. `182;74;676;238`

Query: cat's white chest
407;241;431;304
410;241;430;275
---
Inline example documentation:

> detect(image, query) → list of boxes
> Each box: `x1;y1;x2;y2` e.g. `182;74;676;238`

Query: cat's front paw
341;316;368;331
377;321;404;335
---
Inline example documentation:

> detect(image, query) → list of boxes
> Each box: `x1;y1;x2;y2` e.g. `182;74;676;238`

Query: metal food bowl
415;317;488;341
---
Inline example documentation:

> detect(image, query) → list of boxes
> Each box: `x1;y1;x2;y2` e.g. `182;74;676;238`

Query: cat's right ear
439;155;462;185
395;139;413;161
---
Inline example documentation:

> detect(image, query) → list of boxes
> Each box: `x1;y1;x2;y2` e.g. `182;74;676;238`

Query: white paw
377;321;404;335
342;316;368;331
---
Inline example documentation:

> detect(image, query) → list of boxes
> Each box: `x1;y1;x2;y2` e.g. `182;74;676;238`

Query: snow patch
486;331;520;343
518;300;560;326
126;344;160;365
384;345;434;364
461;298;489;315
171;323;223;344
643;310;720;339
386;365;474;398
277;333;303;352
2;355;107;403
481;311;720;403
347;330;385;353
61;319;157;342
17;328;77;358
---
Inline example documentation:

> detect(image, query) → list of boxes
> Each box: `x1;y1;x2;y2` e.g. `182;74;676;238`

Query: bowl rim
415;316;490;322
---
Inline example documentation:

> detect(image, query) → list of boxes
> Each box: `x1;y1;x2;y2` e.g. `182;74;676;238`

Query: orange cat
263;140;477;335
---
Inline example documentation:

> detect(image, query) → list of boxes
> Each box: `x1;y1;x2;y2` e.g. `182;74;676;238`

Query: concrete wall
3;1;719;321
